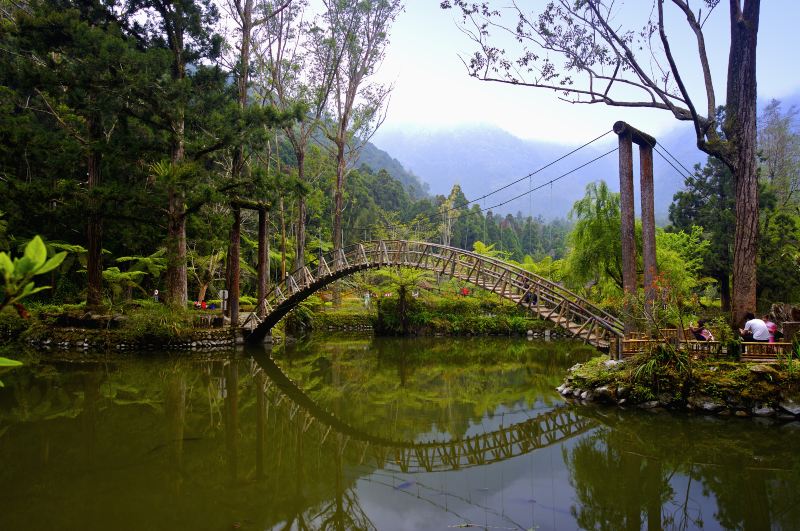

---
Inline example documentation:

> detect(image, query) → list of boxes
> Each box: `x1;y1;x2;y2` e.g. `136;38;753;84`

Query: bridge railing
370;240;624;337
261;240;624;342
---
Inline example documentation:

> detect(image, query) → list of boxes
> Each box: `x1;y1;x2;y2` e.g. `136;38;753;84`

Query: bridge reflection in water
247;348;594;531
2;342;800;530
253;353;596;474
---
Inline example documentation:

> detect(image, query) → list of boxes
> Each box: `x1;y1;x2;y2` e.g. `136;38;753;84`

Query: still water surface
1;336;799;530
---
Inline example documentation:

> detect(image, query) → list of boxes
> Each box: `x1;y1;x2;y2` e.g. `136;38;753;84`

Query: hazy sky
372;1;800;143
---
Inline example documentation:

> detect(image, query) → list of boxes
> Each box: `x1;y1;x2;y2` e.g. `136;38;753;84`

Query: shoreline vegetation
560;351;800;419
0;290;569;351
5;294;800;423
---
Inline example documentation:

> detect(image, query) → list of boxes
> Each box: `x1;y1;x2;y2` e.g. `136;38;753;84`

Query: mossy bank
560;353;800;419
1;303;243;352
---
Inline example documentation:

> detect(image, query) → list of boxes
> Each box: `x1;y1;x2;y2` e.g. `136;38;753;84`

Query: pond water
1;336;799;530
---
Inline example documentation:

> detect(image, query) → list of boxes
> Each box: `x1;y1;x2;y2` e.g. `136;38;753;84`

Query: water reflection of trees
563;409;800;530
0;356;375;529
0;340;594;530
272;336;593;443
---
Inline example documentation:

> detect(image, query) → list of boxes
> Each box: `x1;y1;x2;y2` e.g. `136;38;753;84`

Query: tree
758;99;800;209
318;0;401;256
670;157;735;310
226;0;293;185
442;0;762;323
375;267;433;335
127;0;224;308
6;2;137;308
472;240;510;260
440;184;468;247
565;181;623;295
254;0;337;270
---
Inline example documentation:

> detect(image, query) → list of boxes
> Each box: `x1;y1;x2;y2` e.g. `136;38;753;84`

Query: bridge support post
616;127;637;333
614;121;658;332
639;143;657;303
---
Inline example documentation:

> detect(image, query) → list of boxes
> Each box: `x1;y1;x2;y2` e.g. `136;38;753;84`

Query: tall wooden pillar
639;143;657;302
614;121;658;331
228;205;241;326
617;129;638;298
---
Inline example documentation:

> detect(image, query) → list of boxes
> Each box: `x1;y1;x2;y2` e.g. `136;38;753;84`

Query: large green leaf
13;256;35;277
22;235;47;268
20;282;51;297
37;251;67;275
0;357;22;388
0;252;12;279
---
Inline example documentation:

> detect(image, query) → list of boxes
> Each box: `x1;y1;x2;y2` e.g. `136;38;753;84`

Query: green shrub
121;302;194;342
0;310;29;339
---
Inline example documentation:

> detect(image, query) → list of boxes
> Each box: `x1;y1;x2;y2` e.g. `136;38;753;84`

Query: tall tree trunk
227;205;241;327
332;139;346;255
166;189;188;308
86;135;103;309
280;197;286;280
294;149;306;270
727;0;760;324
165;93;188;307
257;208;268;317
164;23;188;309
198;283;208;303
230;0;252;191
331;140;346;306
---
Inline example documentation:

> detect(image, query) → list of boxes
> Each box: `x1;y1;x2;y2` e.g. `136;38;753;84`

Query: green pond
1;336;799;530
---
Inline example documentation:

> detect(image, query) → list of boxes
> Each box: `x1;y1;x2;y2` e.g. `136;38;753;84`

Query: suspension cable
351;129;614;234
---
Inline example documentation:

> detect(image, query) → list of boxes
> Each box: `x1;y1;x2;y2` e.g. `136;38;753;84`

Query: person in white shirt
740;312;770;342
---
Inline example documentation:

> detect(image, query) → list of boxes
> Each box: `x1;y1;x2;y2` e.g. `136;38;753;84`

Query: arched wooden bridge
254;354;597;474
246;240;624;351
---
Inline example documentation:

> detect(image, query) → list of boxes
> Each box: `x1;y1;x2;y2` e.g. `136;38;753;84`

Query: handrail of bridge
264;240;624;340
394;240;624;334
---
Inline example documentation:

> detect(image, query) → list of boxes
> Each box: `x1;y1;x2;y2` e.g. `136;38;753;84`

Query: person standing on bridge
522;278;537;305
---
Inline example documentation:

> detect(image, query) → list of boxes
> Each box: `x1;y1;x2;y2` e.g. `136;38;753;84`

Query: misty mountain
373;123;706;221
356;141;430;199
369;90;799;222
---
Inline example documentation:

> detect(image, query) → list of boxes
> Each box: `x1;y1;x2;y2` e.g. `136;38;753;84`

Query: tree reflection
563;411;800;530
564;432;672;530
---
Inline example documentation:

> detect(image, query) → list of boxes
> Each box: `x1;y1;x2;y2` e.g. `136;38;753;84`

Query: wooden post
228;205;241;327
616;126;637;333
639;143;657;302
614;121;658;331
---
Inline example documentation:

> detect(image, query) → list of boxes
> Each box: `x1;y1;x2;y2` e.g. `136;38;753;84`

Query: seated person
739;312;770;342
688;320;714;341
761;314;783;342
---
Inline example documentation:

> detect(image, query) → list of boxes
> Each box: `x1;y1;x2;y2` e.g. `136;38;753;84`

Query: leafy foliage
0;236;66;313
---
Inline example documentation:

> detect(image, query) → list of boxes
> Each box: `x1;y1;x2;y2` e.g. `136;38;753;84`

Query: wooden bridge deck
246;240;624;351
